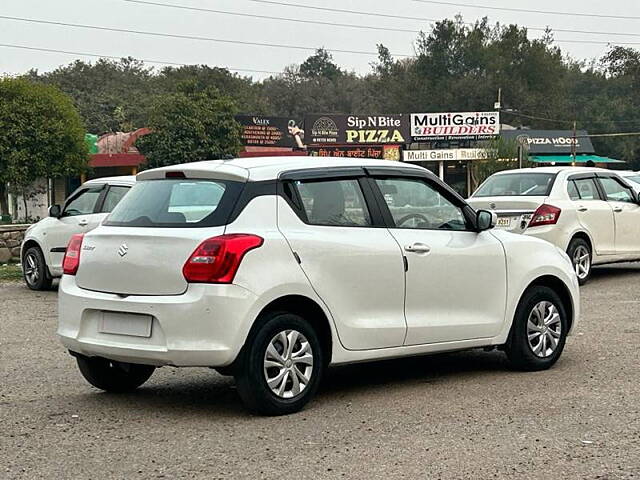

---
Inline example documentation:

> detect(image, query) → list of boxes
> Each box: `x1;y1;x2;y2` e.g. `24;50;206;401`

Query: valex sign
306;114;409;144
411;112;500;141
403;148;491;162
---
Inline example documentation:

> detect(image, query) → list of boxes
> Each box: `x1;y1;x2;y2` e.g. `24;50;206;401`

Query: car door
277;171;407;350
45;184;106;271
596;175;640;255
369;174;507;346
90;184;132;228
568;176;616;255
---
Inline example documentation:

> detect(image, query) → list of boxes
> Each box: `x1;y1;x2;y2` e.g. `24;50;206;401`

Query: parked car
21;176;135;290
58;158;579;415
616;170;640;192
468;167;640;284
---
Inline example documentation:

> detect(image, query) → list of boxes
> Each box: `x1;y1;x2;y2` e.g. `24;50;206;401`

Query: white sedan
468;167;640;284
57;157;578;415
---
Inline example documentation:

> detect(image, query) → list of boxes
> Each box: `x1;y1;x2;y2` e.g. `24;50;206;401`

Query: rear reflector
528;204;561;228
182;234;264;284
63;233;85;275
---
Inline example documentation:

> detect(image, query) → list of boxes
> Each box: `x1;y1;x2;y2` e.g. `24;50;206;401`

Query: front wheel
567;238;591;285
235;312;324;416
76;355;155;393
505;286;568;371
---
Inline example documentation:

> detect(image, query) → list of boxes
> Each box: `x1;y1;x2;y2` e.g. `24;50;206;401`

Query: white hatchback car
468;167;640;284
21;176;135;290
58;158;579;415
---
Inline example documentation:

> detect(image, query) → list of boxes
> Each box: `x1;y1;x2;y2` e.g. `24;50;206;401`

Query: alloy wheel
572;245;590;280
527;301;562;358
23;252;40;286
263;329;314;399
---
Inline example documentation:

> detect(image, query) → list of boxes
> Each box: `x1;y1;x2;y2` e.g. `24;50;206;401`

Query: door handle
577;206;588;212
613;207;623;213
78;220;88;226
405;243;431;254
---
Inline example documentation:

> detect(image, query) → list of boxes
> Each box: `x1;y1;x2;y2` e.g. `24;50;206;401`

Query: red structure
86;128;151;179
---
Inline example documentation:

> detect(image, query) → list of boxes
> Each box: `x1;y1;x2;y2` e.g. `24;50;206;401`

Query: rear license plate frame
98;311;153;338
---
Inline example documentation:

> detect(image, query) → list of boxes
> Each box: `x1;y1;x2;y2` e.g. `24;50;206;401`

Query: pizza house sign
411;111;500;141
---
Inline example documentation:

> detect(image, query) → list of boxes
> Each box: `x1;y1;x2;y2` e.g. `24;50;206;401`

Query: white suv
21;176;135;290
58;158;579;415
468;167;640;284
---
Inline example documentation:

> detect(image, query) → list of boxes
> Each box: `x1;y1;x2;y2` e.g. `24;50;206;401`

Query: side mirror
48;204;62;218
476;209;497;231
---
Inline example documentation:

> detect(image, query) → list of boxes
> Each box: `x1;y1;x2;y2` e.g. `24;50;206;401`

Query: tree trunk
0;183;8;217
22;188;29;222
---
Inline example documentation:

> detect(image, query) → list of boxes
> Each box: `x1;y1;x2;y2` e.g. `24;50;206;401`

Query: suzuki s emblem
117;243;129;257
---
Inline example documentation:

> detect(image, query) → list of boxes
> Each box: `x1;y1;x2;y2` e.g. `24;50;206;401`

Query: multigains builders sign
411;111;500;141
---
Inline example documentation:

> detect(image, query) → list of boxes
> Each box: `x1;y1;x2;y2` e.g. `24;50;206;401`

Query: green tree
137;83;242;169
0;78;87;219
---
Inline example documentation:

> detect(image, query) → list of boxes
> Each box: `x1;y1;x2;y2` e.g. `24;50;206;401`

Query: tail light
183;234;263;284
63;233;85;275
528;204;561;228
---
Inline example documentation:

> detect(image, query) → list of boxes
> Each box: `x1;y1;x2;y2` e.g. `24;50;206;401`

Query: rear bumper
57;275;258;367
523;225;570;250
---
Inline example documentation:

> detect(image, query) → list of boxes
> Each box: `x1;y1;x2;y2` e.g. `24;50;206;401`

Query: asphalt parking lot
1;266;639;480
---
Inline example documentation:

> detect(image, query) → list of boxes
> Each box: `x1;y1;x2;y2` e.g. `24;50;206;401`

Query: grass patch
0;264;23;282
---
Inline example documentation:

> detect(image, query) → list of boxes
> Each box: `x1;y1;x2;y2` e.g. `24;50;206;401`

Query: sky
1;0;640;79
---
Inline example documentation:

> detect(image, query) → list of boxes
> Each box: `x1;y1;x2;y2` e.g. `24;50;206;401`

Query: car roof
137;157;426;182
488;166;613;176
84;175;136;186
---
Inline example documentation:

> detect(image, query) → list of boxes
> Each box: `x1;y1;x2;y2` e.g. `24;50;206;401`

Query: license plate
496;217;512;228
99;311;153;337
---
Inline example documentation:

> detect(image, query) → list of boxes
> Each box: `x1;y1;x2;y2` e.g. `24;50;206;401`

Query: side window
63;186;104;216
573;178;599;200
100;186;130;213
567;180;580;201
599;177;634;203
375;177;467;231
295;179;371;227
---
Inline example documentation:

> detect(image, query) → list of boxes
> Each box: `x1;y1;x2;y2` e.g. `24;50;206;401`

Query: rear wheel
22;246;52;291
235;312;323;416
505;286;568;371
76;355;155;392
567;237;591;285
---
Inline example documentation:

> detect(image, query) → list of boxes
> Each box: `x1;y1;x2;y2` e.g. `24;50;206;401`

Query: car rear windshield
473;173;556;197
104;179;244;227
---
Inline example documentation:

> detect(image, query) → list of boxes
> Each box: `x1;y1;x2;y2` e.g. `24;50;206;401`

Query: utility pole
571;120;577;166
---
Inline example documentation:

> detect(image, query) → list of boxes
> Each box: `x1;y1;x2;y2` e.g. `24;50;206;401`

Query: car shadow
589;263;640;283
72;349;515;418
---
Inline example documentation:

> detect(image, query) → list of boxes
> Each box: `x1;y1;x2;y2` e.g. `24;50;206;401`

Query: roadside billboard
305;114;410;144
236;115;304;148
308;145;401;161
410;112;500;141
501;129;595;154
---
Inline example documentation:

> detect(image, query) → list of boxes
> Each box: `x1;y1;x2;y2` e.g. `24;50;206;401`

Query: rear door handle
613;207;623;213
404;243;431;254
577;206;588;212
78;220;88;226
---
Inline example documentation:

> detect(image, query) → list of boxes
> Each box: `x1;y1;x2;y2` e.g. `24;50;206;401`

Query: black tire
22;246;52;291
76;355;155;393
567;237;592;285
235;312;324;416
505;286;568;371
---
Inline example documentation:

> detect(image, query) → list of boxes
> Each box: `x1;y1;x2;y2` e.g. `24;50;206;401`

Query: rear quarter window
104;179;243;227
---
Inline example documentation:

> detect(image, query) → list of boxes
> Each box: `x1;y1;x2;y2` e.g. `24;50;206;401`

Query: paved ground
1;266;639;480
